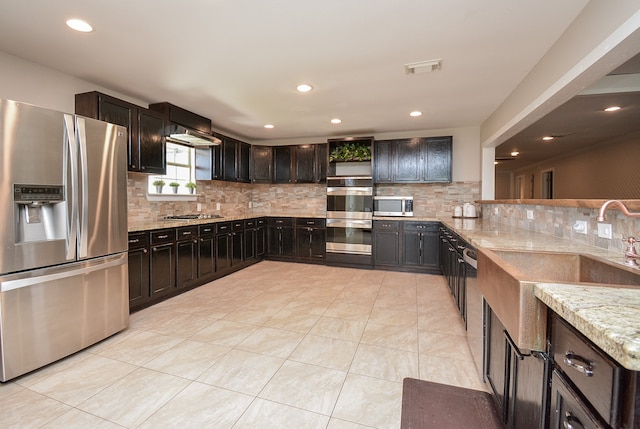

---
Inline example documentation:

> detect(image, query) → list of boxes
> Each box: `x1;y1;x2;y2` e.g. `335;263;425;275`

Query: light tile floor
0;261;487;429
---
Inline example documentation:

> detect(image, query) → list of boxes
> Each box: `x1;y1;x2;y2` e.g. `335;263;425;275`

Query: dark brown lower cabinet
266;217;295;260
216;222;233;275
373;221;400;268
176;227;198;289
485;305;549;429
128;232;149;312
295;218;325;263
198;225;216;281
231;221;244;267
150;229;176;300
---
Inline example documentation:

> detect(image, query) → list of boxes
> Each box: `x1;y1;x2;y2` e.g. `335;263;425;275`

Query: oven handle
326;219;372;229
326;187;373;196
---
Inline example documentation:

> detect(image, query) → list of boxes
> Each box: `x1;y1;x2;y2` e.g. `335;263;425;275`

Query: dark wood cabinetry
75;91;165;174
251;146;273;183
149;229;176;299
315;143;328;183
222;138;251;183
244;219;258;262
485;305;549;429
294;145;316;183
176;226;198;289
198;224;216;281
128;232;150;312
402;222;440;272
266;217;295;260
256;218;266;258
273;146;293;183
216;222;233;275
295;218;325;263
231;220;244;267
373;221;401;268
374;136;452;184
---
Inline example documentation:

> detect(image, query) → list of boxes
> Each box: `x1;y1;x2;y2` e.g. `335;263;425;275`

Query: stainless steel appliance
373;195;414;217
463;246;484;381
0;99;129;382
326;176;373;267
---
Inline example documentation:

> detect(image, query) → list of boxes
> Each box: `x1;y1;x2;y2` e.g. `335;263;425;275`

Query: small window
148;143;195;194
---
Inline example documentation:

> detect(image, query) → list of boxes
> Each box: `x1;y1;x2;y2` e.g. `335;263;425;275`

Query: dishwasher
463;246;485;382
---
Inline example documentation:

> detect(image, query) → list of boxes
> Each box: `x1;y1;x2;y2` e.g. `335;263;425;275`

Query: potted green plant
329;142;371;162
169;182;180;193
152;179;165;194
185;182;197;194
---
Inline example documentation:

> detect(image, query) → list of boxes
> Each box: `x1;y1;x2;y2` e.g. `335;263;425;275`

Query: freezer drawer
0;253;129;382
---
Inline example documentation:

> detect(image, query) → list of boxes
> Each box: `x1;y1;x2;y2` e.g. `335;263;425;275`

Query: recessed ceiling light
330;118;342;124
264;124;274;129
296;84;313;93
409;111;422;117
66;19;93;32
604;106;621;112
542;136;554;141
510;151;519;157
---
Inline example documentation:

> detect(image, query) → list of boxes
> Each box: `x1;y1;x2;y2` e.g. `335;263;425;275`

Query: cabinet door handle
157;234;169;239
562;412;585;429
143;249;148;254
563;351;594;377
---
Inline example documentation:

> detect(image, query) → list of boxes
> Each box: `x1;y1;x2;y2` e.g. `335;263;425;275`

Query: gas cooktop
163;214;223;220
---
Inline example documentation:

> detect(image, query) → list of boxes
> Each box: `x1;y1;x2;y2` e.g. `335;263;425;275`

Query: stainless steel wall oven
326;176;373;267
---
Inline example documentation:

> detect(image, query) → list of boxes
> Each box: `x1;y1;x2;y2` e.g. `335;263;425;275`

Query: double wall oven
325;176;373;267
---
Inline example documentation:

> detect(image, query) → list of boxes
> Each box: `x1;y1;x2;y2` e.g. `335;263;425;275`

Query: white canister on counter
454;205;463;217
463;203;477;218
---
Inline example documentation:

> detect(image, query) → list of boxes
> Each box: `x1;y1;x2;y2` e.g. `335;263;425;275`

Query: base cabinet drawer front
552;315;622;426
551;370;606;429
373;221;400;267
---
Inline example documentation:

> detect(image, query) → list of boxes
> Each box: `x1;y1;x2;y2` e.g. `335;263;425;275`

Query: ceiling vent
404;59;442;75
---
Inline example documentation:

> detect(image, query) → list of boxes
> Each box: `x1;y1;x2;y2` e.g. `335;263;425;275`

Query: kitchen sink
477;248;640;351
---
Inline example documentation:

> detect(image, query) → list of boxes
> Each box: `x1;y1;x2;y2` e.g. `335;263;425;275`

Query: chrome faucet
622;237;640;267
596;200;640;222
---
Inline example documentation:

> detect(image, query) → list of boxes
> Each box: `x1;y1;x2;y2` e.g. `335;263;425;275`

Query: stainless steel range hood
166;123;221;146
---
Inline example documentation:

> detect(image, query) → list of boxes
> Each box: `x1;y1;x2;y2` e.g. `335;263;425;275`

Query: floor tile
143;339;230;379
289;334;358;371
27;354;136;406
189;319;257;347
309;316;366;342
360;322;419;352
259;360;347;415
40;408;123;429
236;326;304;358
95;330;183;366
77;367;190;428
233;398;329;429
350;343;419;382
327;418;376;429
324;301;373;321
139;382;253;428
418;331;472;360
419;353;488;391
197;349;284;396
0;383;70;428
332;373;403;429
264;308;322;333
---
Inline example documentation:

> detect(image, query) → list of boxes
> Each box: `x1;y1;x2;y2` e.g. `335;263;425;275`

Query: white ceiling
0;1;590;142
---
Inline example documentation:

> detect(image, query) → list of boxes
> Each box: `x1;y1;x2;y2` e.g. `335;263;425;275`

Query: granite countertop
441;217;640;371
128;213;325;232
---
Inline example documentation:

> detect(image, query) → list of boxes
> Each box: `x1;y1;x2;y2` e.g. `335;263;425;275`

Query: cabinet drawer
232;220;244;231
216;222;232;234
198;224;215;238
551;370;606;429
552;315;622;426
256;218;266;227
268;217;294;227
373;220;400;230
296;218;325;228
244;219;256;229
177;226;198;241
403;221;439;232
150;229;176;245
128;232;148;250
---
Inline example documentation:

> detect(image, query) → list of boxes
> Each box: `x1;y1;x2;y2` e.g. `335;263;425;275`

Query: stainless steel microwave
373;196;414;217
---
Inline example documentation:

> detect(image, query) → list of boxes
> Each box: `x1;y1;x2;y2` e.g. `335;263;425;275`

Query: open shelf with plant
327;136;374;176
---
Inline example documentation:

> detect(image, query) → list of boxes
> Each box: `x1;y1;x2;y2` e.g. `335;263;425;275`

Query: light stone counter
440;217;640;371
128;213;325;232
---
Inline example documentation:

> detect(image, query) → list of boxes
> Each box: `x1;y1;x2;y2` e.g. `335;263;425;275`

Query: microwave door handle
401;199;406;215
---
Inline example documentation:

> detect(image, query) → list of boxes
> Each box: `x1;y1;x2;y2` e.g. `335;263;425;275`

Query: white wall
0;51;147;112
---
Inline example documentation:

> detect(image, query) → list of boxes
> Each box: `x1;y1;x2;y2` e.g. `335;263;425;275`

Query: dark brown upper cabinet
75;91;166;174
374;136;452;184
251;145;273;183
294;145;315;183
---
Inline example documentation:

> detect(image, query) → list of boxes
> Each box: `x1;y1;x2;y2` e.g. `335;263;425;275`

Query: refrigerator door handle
64;114;78;261
76;117;89;259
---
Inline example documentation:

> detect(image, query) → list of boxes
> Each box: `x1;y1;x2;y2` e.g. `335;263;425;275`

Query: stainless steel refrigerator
0;98;129;382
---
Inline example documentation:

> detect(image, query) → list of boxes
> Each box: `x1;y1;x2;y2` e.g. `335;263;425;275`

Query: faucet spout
597;200;640;222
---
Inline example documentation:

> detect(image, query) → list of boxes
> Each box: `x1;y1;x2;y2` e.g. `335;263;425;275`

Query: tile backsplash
482;202;640;253
128;173;480;223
